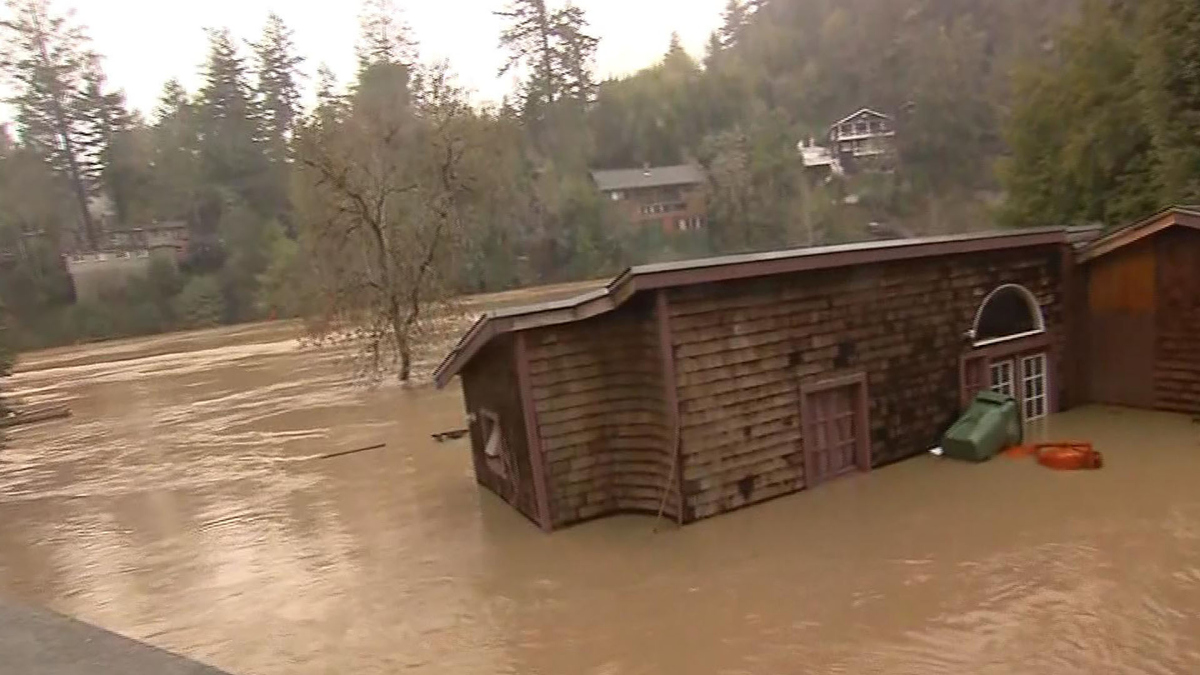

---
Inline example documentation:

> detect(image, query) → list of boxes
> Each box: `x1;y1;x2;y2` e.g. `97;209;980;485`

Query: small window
990;360;1015;398
610;191;622;201
479;409;508;478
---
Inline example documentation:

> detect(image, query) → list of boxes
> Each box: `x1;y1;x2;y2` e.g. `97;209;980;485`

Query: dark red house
590;164;707;234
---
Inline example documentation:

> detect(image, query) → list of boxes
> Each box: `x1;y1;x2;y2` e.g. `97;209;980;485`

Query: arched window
972;284;1045;346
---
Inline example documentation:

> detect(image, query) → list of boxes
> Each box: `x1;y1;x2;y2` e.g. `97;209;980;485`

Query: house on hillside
105;221;189;257
432;206;1200;532
797;138;842;179
590;164;707;234
67;221;189;302
828;108;896;172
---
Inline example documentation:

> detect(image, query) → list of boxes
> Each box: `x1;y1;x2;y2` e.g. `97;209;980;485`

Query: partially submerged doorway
960;284;1052;423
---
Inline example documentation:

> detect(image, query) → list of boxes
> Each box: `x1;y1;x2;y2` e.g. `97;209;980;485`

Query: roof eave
436;228;1068;386
1079;206;1200;262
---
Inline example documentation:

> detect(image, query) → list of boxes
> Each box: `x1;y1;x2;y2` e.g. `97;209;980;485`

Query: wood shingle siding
440;228;1082;531
524;295;673;527
666;245;1064;522
1155;227;1200;413
460;335;540;524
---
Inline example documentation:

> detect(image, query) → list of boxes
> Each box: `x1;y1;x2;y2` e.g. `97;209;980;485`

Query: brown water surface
2;309;1200;674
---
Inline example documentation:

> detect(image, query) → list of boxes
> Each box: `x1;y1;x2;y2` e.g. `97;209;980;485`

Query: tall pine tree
196;27;267;207
0;0;102;248
252;13;303;166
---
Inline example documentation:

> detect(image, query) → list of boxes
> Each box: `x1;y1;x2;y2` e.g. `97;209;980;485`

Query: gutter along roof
434;228;1068;388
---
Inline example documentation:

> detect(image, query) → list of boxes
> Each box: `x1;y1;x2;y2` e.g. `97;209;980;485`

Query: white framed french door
989;359;1015;399
985;353;1048;422
1020;353;1048;421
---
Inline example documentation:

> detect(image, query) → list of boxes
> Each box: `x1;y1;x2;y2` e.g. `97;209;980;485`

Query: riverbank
13;279;603;376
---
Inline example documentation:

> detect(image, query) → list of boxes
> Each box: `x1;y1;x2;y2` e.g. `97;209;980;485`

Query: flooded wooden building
435;229;1070;530
1078;206;1200;414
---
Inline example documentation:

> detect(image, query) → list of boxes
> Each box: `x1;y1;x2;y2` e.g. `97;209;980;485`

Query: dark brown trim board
515;332;552;532
654;290;684;525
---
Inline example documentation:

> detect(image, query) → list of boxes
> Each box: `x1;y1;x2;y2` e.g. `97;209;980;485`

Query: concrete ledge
0;600;231;675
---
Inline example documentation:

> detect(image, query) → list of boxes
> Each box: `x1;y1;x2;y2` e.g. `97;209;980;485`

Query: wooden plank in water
0;405;72;429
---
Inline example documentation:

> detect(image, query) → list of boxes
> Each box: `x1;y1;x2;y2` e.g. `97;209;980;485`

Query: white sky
1;0;727;122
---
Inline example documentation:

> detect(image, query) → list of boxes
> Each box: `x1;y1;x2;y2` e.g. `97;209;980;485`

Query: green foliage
215;200;274;323
496;0;598;130
8;0;1163;364
1;0;106;247
255;223;301;318
1001;0;1200;227
174;275;224;329
1137;0;1200;203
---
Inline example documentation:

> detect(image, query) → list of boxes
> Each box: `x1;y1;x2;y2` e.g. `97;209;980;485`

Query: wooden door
802;374;870;487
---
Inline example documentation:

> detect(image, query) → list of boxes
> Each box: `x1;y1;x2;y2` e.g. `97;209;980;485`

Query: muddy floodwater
3;300;1200;673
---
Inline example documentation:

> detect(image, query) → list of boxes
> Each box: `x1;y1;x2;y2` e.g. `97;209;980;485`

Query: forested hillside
6;0;1197;373
1001;0;1200;228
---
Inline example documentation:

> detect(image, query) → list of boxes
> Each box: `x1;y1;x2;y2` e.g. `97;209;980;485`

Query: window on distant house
610;191;622;201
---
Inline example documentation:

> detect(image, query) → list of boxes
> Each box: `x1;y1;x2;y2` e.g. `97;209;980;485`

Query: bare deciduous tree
294;65;474;382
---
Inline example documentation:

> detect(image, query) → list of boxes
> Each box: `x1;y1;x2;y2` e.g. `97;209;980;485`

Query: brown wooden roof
1078;205;1200;262
434;228;1067;387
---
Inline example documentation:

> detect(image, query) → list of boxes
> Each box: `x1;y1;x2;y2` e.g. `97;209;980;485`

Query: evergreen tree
354;0;416;122
357;0;416;71
550;4;598;105
196;27;266;205
496;0;558;111
75;58;145;224
148;79;203;223
252;13;303;166
0;0;101;248
718;0;753;49
1137;0;1200;203
1000;0;1181;228
312;63;345;130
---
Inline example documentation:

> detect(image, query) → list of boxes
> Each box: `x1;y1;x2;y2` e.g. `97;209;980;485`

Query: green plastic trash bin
941;391;1023;462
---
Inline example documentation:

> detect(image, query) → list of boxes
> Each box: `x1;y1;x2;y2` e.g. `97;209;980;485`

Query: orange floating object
1035;442;1103;471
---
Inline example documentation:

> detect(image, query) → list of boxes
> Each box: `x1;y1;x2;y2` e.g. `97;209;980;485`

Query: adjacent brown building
1077;206;1200;413
590;164;707;234
434;206;1200;531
